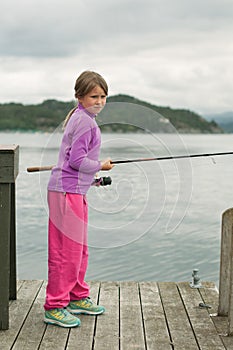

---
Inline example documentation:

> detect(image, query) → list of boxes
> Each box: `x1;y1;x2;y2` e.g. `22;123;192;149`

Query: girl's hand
100;158;114;171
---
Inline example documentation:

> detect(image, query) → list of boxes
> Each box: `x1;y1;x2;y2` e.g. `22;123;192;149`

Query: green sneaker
44;308;81;328
67;297;105;315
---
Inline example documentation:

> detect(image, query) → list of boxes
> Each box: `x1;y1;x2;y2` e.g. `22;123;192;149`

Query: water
1;131;233;286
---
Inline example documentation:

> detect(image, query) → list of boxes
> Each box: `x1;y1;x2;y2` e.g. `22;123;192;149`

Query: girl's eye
90;95;106;99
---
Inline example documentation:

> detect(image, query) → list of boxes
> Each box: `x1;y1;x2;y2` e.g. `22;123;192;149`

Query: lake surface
1;131;233;286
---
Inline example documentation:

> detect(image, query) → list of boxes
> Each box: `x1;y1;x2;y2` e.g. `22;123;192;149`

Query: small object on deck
199;302;212;309
190;268;202;288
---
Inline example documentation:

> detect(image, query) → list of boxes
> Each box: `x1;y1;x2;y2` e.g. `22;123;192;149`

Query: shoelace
55;308;72;319
84;297;93;305
61;309;70;316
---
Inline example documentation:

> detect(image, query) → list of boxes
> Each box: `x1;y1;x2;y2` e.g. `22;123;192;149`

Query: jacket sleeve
68;117;101;174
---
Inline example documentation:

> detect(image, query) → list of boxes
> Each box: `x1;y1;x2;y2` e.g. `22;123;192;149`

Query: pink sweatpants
44;191;90;310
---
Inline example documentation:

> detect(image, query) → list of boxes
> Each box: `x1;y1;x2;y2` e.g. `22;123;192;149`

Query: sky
1;0;233;115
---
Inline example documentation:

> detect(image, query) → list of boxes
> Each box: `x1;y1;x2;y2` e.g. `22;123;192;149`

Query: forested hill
205;111;233;133
0;94;223;133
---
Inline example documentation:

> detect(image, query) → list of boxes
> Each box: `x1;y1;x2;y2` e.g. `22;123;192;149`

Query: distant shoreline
0;94;224;134
0;129;226;135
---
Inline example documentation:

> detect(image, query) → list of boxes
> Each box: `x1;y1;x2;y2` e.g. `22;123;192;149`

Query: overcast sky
1;0;233;115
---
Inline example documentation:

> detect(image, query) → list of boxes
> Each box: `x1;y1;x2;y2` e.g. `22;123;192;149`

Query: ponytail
63;107;77;129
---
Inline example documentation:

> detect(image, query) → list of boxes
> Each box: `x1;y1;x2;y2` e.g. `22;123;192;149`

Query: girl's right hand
100;158;114;171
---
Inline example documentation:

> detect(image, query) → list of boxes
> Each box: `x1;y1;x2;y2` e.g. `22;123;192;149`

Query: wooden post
10;183;17;300
0;145;19;330
218;208;233;317
218;207;233;335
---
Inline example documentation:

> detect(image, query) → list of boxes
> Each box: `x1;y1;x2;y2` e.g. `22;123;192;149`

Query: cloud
0;0;233;113
1;0;232;58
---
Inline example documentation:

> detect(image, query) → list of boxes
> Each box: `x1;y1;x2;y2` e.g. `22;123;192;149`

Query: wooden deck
0;280;232;350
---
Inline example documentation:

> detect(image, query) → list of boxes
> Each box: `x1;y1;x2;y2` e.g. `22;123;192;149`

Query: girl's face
79;85;107;115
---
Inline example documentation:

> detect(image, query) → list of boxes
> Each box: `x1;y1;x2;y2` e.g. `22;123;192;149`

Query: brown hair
63;71;108;128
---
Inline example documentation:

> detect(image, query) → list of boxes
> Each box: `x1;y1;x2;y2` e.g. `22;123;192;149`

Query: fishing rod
26;151;233;172
110;151;233;164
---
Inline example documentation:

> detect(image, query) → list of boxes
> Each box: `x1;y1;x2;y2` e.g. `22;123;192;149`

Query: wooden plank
199;282;231;349
120;281;145;350
11;281;46;350
16;281;24;292
94;281;119;350
0;280;43;350
219;208;233;316
8;281;25;309
178;282;225;350
39;321;69;350
2;280;233;350
65;281;100;350
10;183;17;300
8;280;31;308
139;282;172;350
0;183;11;330
37;280;78;350
39;321;68;350
158;282;198;349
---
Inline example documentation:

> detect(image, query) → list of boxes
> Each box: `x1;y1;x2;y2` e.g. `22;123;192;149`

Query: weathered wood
199;282;230;348
158;282;198;349
8;281;24;307
218;208;233;317
1;280;233;349
120;281;145;350
139;282;172;350
0;145;19;183
40;321;69;350
10;183;17;300
178;282;225;349
11;281;46;350
0;280;43;350
0;183;11;330
66;281;100;350
0;145;19;330
94;281;120;350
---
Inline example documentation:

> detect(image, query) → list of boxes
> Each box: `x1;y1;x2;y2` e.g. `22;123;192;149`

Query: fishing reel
93;176;112;187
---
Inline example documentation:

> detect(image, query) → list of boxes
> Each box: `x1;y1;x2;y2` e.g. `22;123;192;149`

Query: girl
44;71;114;328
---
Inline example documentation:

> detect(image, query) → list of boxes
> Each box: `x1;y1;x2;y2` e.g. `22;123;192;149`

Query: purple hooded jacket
48;104;102;195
